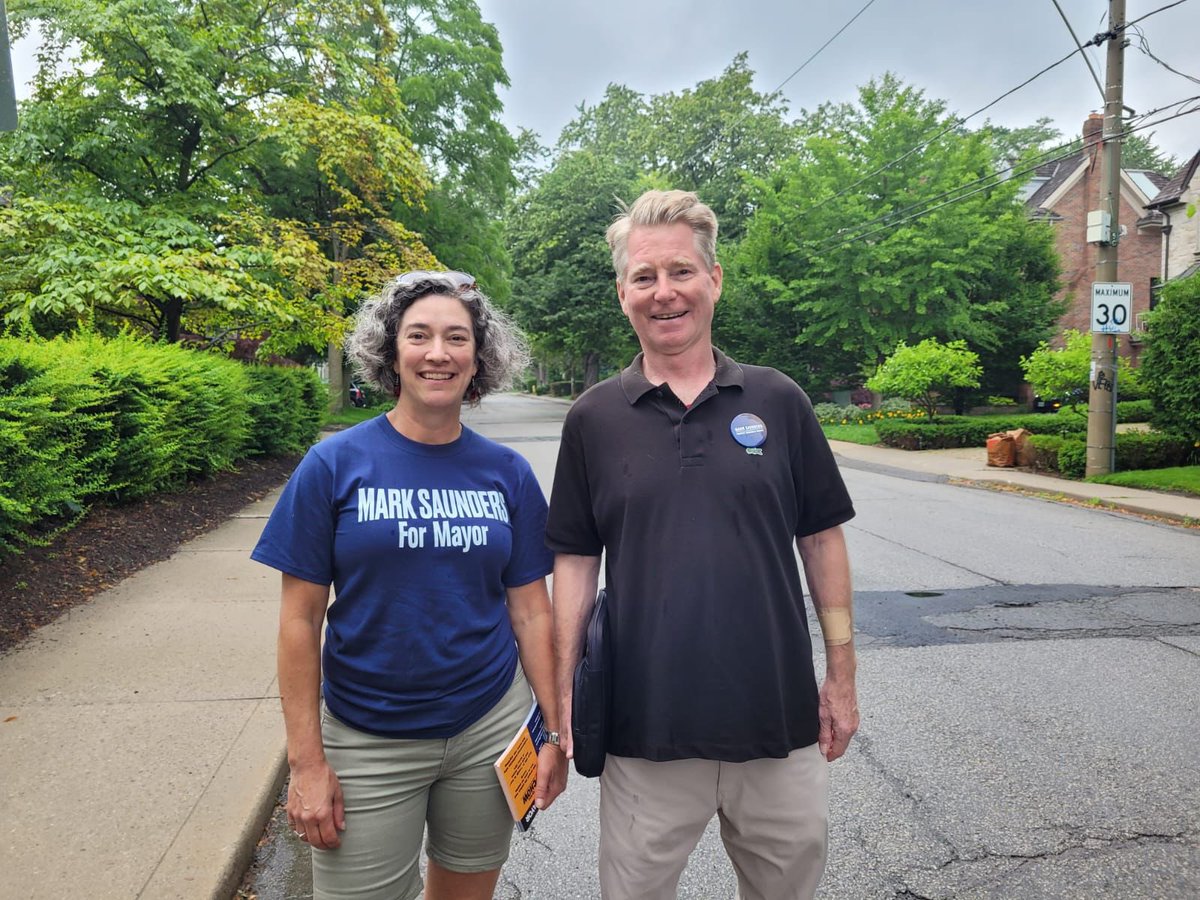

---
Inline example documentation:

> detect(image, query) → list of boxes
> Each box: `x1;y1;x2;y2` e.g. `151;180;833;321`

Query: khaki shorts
313;667;532;900
599;744;829;900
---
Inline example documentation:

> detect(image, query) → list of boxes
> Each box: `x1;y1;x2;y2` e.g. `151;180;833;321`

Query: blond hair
606;189;719;279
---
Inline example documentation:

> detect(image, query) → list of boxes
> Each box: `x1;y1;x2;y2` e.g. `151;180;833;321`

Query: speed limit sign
1091;282;1132;334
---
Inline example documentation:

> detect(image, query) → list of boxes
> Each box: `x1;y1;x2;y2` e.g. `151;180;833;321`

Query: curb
142;699;287;900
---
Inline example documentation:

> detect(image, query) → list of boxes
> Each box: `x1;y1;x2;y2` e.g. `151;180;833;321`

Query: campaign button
730;413;767;448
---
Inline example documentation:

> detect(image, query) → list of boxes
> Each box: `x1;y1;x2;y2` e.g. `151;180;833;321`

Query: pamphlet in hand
493;702;548;832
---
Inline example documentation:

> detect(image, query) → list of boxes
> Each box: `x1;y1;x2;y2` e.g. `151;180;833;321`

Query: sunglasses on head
394;270;476;292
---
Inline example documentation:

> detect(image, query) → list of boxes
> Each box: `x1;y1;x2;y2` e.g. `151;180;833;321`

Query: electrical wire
1125;0;1191;29
786;44;1089;226
685;0;881;166
811;94;1196;249
804;99;1200;256
1049;0;1105;101
1129;25;1200;87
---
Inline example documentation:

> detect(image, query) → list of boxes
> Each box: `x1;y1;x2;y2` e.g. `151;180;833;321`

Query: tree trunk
164;298;183;343
327;232;347;413
583;351;600;391
327;342;346;414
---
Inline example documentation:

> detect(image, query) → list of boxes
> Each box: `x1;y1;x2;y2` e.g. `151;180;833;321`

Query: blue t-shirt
251;415;553;738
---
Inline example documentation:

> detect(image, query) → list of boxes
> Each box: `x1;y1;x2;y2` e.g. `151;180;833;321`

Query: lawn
323;404;386;429
1087;465;1200;498
821;424;880;445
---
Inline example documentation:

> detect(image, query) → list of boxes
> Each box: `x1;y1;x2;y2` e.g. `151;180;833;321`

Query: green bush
1114;431;1195;470
1116;399;1153;423
245;365;326;456
1021;432;1192;478
1054;399;1153;426
0;335;322;557
875;413;1086;450
1057;440;1087;478
1141;271;1200;441
1026;434;1066;472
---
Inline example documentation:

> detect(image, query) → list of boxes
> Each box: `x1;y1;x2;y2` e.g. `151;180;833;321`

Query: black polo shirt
547;350;855;762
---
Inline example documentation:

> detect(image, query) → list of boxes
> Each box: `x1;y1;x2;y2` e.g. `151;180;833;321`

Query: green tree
384;0;518;297
0;194;336;351
3;0;516;347
866;338;981;420
2;0;439;344
717;75;1061;394
1118;131;1178;174
558;55;798;239
1020;329;1139;410
1141;272;1200;440
506;151;638;389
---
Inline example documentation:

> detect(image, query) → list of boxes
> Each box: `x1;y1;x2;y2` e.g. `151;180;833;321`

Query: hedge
873;402;1166;450
0;335;325;556
1023;432;1193;478
875;413;1087;450
1053;399;1153;426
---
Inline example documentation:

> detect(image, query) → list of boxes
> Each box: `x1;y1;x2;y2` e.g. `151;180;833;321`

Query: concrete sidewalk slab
0;487;287;900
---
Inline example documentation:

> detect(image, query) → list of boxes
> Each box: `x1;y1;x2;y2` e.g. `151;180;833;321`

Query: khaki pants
599;744;829;900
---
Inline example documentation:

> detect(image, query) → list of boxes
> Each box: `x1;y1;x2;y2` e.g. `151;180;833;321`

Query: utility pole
1;0;19;132
1086;0;1126;477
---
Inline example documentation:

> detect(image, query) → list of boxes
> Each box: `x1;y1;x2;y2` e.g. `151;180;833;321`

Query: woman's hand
533;743;569;811
287;759;346;850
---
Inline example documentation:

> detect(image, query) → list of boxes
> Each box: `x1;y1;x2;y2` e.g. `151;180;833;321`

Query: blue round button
730;413;767;448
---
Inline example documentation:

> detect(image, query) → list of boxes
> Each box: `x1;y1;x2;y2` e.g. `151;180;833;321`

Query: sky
472;0;1199;168
7;0;1199;169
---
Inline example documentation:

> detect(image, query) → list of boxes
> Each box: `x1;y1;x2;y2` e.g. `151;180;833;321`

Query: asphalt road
239;394;1200;899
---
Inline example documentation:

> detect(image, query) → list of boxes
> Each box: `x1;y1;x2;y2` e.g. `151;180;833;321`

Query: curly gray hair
346;272;530;405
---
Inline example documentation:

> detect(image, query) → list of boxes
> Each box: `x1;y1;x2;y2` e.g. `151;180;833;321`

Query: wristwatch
545;731;561;747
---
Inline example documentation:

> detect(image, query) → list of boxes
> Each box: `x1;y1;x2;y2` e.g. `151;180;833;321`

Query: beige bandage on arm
816;608;853;646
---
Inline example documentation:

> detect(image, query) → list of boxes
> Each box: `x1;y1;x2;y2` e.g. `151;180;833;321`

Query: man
547;189;858;900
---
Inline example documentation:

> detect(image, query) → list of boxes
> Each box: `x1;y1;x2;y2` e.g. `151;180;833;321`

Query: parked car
1032;388;1085;413
349;382;368;408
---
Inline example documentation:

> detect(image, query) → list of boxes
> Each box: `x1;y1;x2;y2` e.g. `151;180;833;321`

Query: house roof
1146;149;1200;210
1023;152;1173;218
1024;152;1086;209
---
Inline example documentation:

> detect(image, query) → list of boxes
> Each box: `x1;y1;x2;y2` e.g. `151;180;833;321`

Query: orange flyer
494;702;546;831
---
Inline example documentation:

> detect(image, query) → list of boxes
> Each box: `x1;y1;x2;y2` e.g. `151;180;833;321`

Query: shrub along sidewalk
0;334;324;558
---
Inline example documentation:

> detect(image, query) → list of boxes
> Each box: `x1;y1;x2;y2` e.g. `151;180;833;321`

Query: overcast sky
474;0;1199;168
8;0;1199;168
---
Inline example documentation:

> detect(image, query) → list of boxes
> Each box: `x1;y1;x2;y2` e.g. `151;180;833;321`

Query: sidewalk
0;491;287;900
1;440;1196;899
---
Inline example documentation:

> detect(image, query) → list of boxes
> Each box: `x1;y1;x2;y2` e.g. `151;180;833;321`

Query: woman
252;271;567;900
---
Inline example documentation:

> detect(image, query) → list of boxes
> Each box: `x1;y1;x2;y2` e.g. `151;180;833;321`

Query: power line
808;101;1200;256
1125;0;1190;29
811;94;1198;250
1129;25;1200;87
1049;0;1105;101
765;0;882;98
787;44;1091;225
687;0;881;166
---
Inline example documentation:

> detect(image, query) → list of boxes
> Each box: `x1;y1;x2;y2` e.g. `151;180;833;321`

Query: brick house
1023;114;1170;363
1145;148;1200;286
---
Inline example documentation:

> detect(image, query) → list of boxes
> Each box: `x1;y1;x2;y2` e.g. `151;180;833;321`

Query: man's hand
818;672;859;762
534;743;569;811
287;760;346;850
